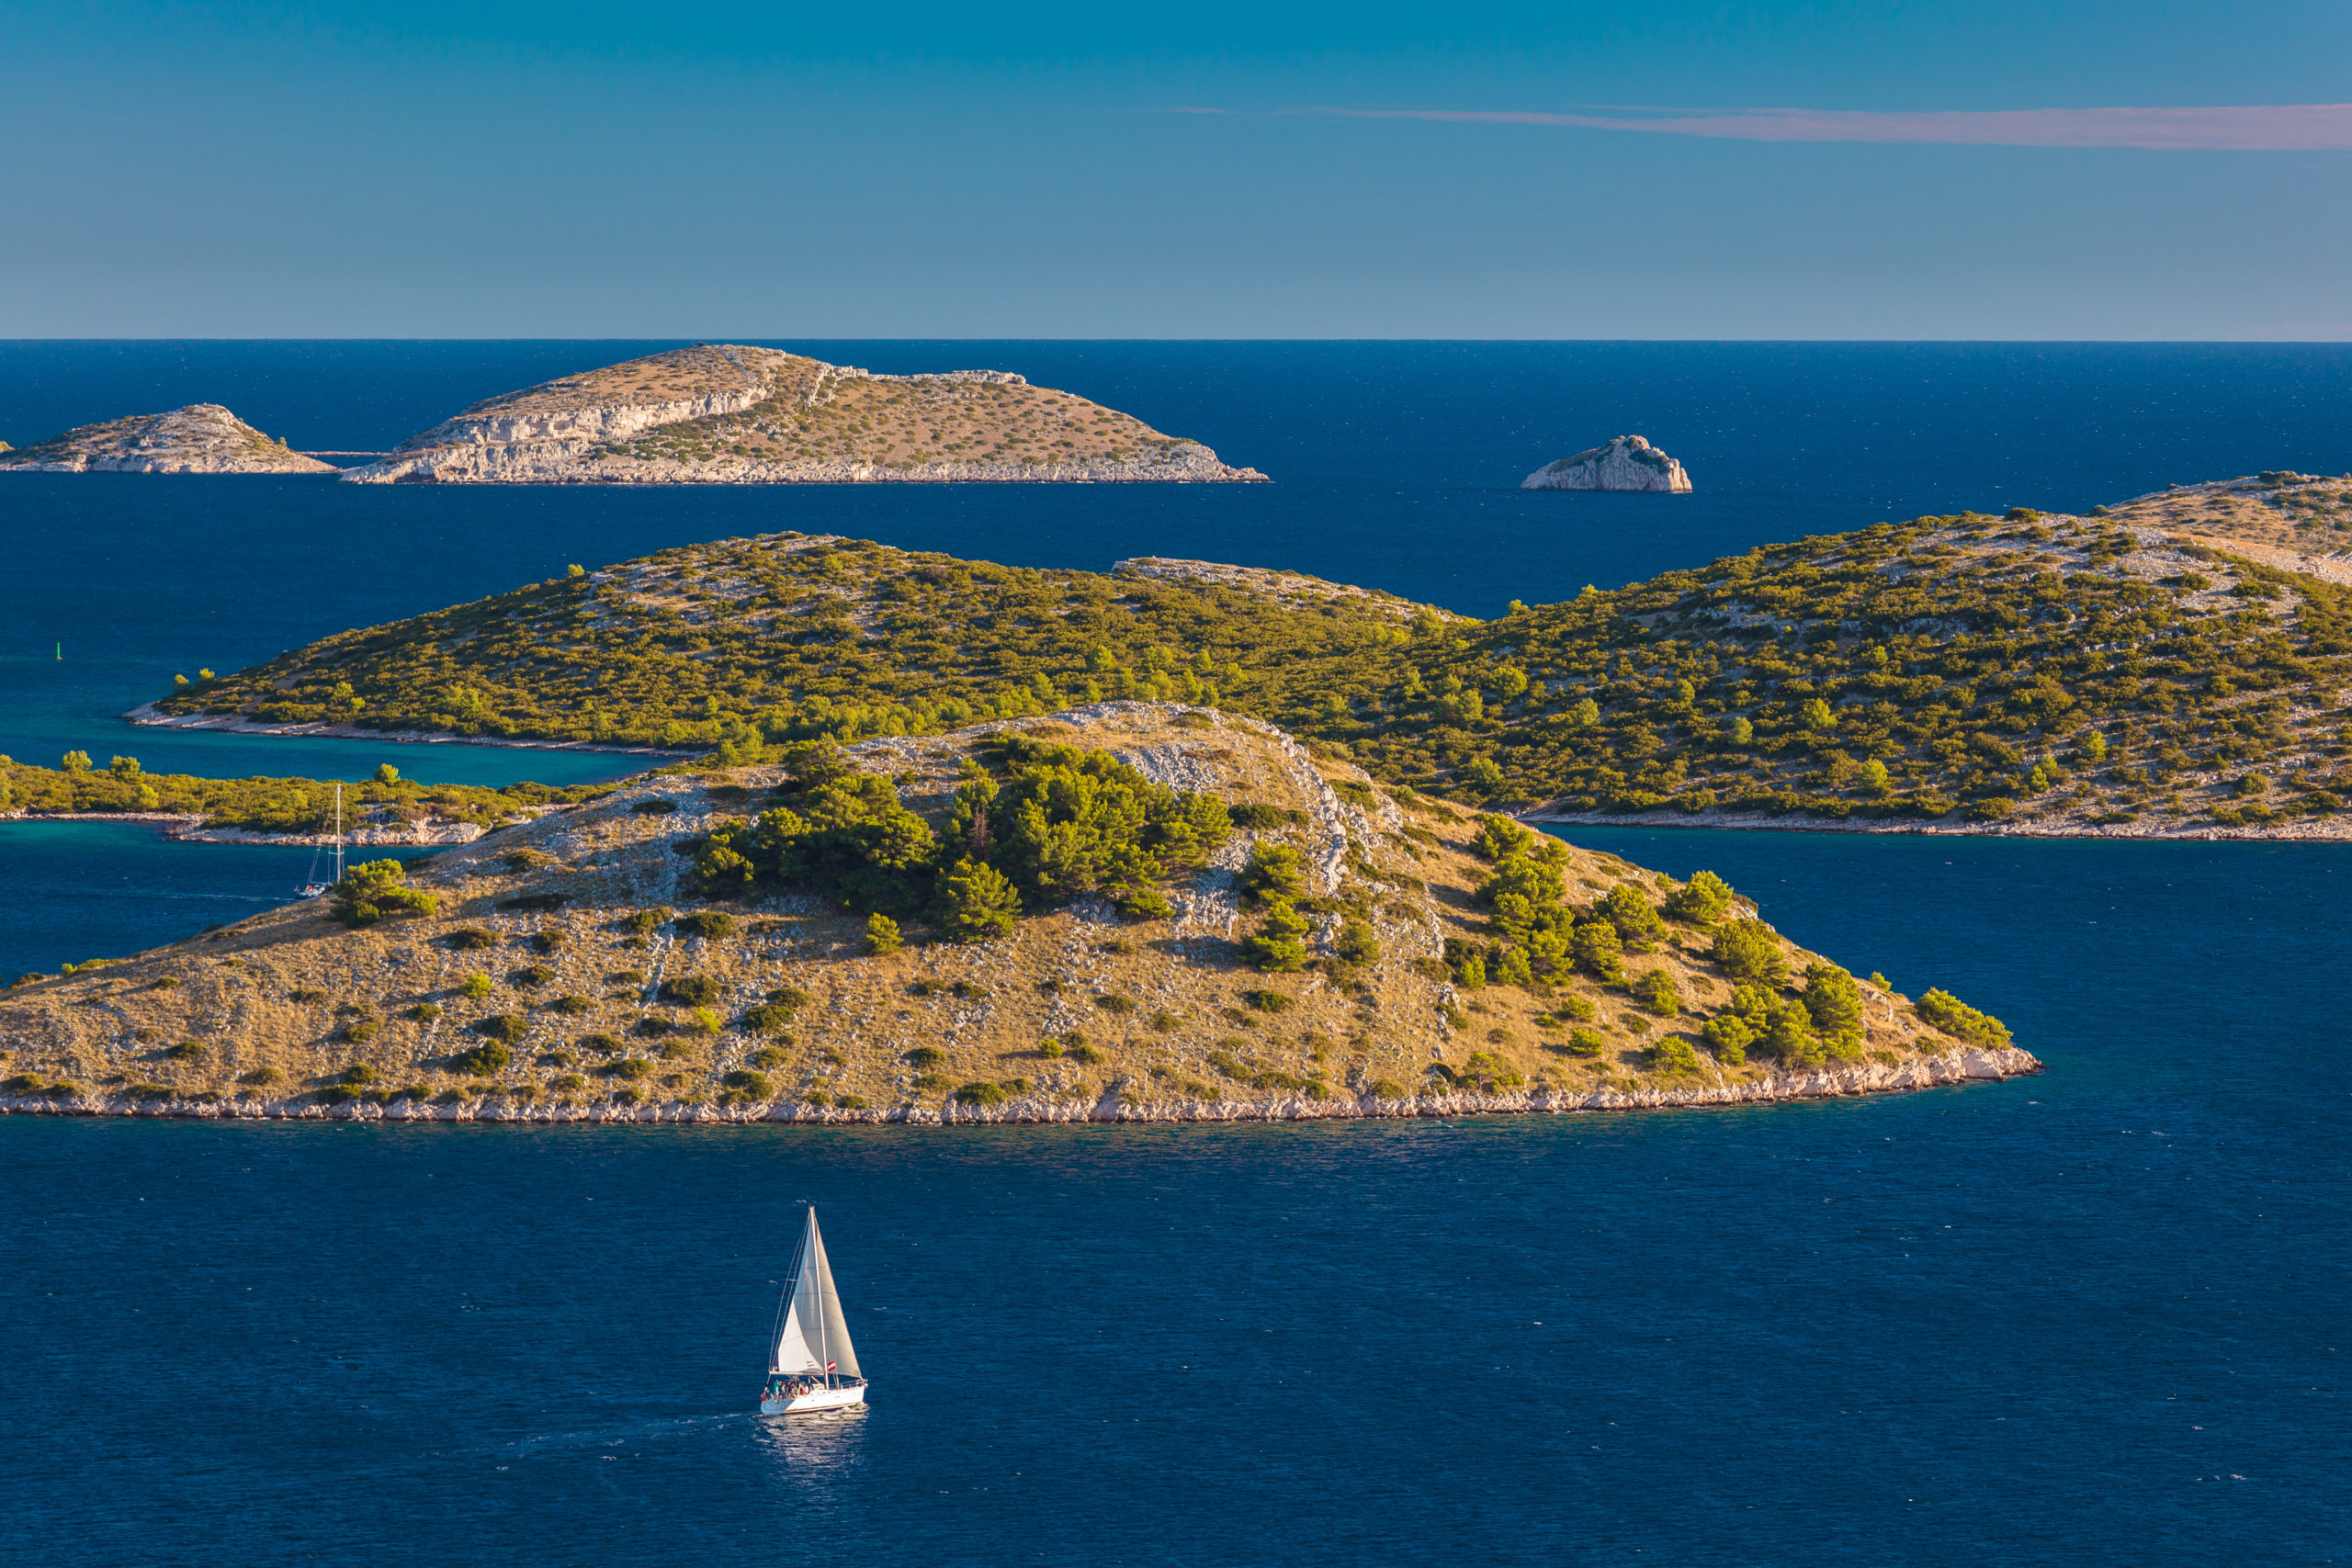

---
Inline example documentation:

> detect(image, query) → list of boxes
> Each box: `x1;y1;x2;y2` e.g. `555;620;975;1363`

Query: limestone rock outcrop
342;344;1267;485
1522;434;1691;492
0;404;339;474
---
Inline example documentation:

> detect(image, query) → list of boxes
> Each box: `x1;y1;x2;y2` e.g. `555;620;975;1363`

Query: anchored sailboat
298;783;345;899
760;1208;868;1415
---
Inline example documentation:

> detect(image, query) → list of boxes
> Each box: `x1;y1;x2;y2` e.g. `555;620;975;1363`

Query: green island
0;755;610;838
142;491;2352;837
0;705;2035;1122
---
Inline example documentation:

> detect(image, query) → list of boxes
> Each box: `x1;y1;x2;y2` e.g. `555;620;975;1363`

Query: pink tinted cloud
1298;103;2352;152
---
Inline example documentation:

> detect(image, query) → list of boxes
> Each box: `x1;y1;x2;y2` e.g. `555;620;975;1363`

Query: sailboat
759;1208;868;1415
298;783;345;899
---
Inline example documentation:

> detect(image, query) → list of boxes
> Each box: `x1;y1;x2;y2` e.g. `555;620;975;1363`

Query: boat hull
760;1384;868;1416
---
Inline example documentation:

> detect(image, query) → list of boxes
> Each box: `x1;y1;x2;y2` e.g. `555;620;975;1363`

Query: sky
4;1;2349;339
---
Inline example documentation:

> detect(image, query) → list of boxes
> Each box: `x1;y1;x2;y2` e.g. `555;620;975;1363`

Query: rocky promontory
1523;434;1691;492
341;344;1267;485
0;404;340;474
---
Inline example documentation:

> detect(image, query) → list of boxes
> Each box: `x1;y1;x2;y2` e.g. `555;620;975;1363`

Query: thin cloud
1288;103;2352;152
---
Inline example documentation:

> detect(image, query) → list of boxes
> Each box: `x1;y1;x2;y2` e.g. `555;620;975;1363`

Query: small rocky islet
0;403;339;474
1523;434;1692;492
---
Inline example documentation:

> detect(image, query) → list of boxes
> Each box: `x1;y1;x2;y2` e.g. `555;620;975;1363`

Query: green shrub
447;1041;513;1075
1093;993;1136;1015
288;987;330;1004
1242;898;1310;973
548;993;594;1015
835;1093;868;1110
686;1007;722;1035
510;964;555;987
446;928;497;951
739;1002;797;1033
474;1013;528;1044
338;1063;378;1086
1711;920;1789;987
328;859;436;928
861;913;904;955
630;797;680;815
902;1045;947;1069
1228;802;1295;830
578;1032;622;1054
1661;871;1736;926
162;1041;204;1062
503;849;555;872
633;1016;674;1038
1240;988;1293;1013
674;910;736;940
1565;1028;1605;1057
1070;1043;1107;1065
803;1089;831;1107
1598;885;1666;952
661;974;721;1006
4;1073;46;1095
1334;919;1381;964
1702;1013;1755;1064
1363;1077;1407;1099
237;1067;285;1087
1916;988;2013;1051
1551;996;1596;1023
748;1046;787;1069
550;1073;586;1092
621;908;670;933
530;929;568;953
603;1057;652;1080
1240;840;1306;905
952;1080;1007;1106
1630;970;1681;1016
458;973;494;999
340;1017;381;1043
1645;1037;1701;1074
404;1002;443;1021
722;1069;774;1098
1570;920;1622;982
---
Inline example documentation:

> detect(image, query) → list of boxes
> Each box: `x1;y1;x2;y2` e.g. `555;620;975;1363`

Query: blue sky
5;2;2348;337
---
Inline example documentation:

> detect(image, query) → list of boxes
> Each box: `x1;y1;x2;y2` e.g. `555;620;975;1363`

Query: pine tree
938;858;1020;942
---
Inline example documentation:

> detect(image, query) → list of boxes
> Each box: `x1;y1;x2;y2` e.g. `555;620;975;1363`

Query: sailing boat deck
761;1209;867;1416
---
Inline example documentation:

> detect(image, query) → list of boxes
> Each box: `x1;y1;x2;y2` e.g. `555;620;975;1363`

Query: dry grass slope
0;706;2033;1125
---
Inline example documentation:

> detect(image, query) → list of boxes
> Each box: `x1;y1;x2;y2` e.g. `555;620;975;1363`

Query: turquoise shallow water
1;344;2347;1563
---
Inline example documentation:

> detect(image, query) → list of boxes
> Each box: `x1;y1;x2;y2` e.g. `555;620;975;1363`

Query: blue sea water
1;344;2348;1563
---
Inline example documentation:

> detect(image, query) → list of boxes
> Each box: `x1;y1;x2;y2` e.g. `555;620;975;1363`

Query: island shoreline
0;1045;2041;1125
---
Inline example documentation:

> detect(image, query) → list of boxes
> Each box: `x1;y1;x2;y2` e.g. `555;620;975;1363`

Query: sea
0;343;2346;1564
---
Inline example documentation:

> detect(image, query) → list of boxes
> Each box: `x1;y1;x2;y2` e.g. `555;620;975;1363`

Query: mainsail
770;1209;861;1379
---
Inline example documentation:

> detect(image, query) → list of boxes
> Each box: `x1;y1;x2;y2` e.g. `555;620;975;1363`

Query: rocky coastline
341;443;1264;485
0;1045;2040;1125
1523;434;1691;492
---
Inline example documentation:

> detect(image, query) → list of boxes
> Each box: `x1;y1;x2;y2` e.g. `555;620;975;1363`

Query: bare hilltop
340;344;1267;485
0;404;339;474
0;705;2030;1125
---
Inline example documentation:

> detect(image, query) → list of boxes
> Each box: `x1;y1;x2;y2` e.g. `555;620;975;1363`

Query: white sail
770;1209;860;1378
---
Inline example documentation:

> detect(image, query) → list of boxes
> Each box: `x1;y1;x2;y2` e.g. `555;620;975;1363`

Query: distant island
0;705;2031;1123
339;344;1268;485
132;482;2352;840
0;404;339;474
1523;434;1691;492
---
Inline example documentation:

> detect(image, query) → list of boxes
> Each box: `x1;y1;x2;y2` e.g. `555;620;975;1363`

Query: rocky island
339;344;1267;485
0;404;340;474
0;704;2031;1124
135;499;2352;841
1523;434;1691;492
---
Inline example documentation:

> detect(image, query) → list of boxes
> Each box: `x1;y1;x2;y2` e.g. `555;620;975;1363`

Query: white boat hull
760;1383;868;1416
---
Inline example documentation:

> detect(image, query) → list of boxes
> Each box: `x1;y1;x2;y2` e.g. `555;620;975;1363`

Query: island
338;344;1268;485
0;704;2031;1123
1523;434;1691;492
134;493;2352;840
0;404;340;474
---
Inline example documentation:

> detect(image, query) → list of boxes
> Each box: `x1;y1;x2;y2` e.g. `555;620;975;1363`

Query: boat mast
334;783;345;886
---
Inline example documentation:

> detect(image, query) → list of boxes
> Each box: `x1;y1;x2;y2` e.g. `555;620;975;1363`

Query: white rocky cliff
1523;434;1692;492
